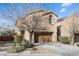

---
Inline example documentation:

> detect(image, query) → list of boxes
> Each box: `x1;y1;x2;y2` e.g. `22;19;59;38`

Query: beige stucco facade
15;9;58;43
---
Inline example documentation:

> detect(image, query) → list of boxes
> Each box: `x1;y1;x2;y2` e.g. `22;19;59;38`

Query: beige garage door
34;32;52;43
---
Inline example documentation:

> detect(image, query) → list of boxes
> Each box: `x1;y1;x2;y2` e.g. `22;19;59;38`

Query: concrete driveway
0;41;79;56
39;43;79;56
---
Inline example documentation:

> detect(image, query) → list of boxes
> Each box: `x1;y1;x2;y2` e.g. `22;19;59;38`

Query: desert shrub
24;40;34;48
26;43;34;48
11;35;25;52
20;40;27;48
77;44;79;47
58;36;71;44
14;35;23;45
7;43;25;53
13;39;34;52
74;42;79;47
0;31;14;36
12;34;34;52
15;45;25;52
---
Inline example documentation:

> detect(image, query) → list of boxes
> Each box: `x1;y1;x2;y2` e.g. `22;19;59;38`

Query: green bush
14;35;23;45
26;43;34;48
74;42;79;47
0;31;13;36
13;35;24;52
13;39;34;52
12;40;25;52
13;35;34;52
58;36;71;44
16;45;25;52
24;41;34;48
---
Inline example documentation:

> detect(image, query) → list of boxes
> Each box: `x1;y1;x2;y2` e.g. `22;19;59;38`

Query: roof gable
42;11;58;17
27;9;45;15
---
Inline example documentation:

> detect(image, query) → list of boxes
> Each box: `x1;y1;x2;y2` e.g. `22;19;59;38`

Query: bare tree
0;3;45;28
17;15;46;44
0;4;33;34
0;3;46;44
69;13;79;44
1;4;29;23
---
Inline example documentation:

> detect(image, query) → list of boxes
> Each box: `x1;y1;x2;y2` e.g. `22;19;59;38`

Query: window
49;18;52;24
49;15;52;24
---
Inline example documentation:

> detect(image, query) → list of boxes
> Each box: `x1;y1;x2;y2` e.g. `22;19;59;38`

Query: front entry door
75;34;79;42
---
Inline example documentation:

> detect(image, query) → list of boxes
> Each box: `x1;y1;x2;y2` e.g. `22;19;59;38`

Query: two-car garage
34;32;53;43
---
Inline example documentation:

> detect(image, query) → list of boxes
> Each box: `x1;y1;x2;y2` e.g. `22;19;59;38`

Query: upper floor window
49;15;52;24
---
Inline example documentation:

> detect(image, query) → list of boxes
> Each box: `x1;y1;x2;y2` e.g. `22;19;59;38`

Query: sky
0;3;79;30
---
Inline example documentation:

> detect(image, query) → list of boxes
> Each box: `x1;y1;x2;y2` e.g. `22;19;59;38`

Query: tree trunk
29;31;33;44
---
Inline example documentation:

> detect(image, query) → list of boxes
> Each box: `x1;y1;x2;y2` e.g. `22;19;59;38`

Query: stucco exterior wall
15;9;58;43
42;13;57;42
24;30;30;41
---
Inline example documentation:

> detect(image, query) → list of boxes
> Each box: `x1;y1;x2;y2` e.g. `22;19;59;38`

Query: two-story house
15;9;58;43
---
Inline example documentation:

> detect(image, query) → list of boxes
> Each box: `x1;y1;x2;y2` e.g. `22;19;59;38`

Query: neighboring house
57;14;79;43
15;9;58;43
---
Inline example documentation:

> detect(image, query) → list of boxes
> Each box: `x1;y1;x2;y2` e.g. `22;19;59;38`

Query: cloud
62;3;72;7
60;3;72;13
60;8;66;13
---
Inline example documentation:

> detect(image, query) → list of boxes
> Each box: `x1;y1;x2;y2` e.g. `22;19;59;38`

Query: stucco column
52;26;57;43
52;33;57;43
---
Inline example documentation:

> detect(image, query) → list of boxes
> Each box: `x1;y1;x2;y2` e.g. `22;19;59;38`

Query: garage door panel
34;32;52;43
